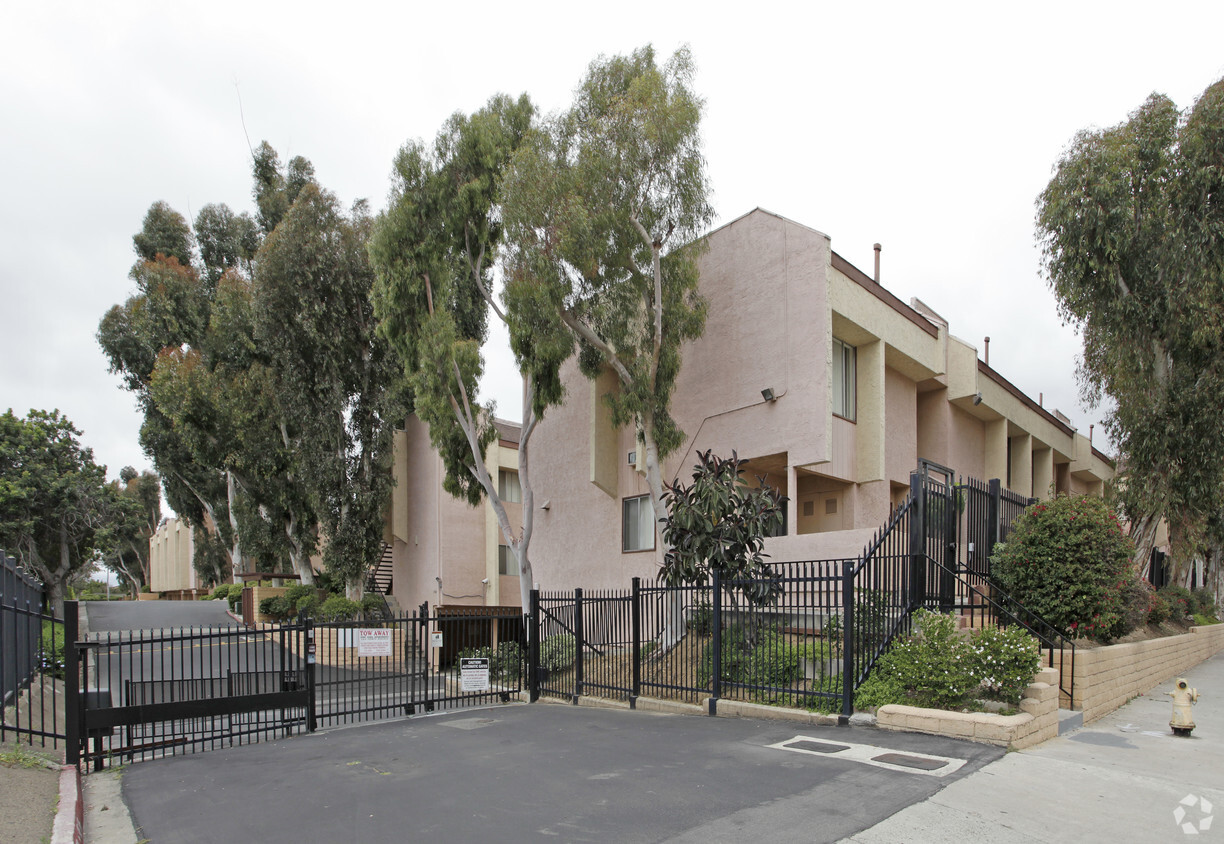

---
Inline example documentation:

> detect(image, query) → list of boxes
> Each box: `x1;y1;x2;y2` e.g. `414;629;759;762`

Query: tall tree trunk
1128;508;1162;578
1168;518;1199;588
226;471;245;582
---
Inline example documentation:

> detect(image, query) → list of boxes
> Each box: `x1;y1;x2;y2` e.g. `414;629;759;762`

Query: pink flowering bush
991;494;1136;642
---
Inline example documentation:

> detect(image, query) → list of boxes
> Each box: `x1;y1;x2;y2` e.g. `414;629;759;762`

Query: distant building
149;517;199;595
386;417;523;614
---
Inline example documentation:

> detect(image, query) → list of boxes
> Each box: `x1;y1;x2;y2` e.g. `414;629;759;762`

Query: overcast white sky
3;2;1222;490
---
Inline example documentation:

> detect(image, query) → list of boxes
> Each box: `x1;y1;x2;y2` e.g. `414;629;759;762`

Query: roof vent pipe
1090;424;1094;445
873;243;881;283
1039;392;1043;408
984;336;990;367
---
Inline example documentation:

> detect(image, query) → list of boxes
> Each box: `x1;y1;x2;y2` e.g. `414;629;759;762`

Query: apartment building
524;208;1114;591
383;208;1115;610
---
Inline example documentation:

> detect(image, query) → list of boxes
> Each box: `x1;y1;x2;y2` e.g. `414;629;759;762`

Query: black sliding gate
62;603;525;769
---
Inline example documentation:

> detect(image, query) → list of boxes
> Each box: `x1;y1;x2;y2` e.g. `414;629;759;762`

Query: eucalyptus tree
255;182;403;597
100;205;278;582
1037;76;1224;586
369;93;565;610
502;45;713;558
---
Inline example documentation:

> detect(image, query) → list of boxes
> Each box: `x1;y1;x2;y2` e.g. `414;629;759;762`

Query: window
498;545;518;576
622;495;656;552
498;469;521;503
832;338;856;421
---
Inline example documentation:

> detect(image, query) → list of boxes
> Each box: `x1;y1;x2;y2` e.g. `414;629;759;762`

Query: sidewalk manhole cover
786;740;851;754
442;718;497;730
870;752;948;771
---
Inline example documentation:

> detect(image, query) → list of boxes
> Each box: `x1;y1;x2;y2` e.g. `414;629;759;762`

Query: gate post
908;471;925;610
573;588;583;704
710;570;721;716
418;602;433;713
630;578;641;708
841;561;855;721
987;479;1001;563
305;618;317;733
528;590;540;703
64;601;80;766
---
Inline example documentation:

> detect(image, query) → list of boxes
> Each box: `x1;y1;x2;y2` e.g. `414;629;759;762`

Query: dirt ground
1;675;66;844
0;740;59;844
1075;618;1199;648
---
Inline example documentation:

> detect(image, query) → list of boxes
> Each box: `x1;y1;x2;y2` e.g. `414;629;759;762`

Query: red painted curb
50;765;84;844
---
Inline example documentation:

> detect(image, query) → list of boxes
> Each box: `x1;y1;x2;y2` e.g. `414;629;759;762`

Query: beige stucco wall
149;517;196;593
391;417;488;613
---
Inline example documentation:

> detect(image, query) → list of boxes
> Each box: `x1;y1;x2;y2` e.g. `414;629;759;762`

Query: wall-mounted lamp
539;500;551;511
761;387;777;403
973;392;983;406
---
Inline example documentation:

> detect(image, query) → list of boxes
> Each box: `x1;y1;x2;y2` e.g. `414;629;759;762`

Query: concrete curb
50;765;83;844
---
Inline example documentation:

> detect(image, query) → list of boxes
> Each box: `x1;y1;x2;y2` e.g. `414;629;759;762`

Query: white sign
460;657;490;692
357;628;392;657
430;630;444;649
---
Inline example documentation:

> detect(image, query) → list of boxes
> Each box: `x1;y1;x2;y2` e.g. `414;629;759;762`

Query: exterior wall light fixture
761;387;777;402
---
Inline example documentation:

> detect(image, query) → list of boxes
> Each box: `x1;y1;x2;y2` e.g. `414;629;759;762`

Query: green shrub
361;593;386;618
37;621;66;680
283;584;315;606
227;585;245;611
853;611;1043;711
540;634;576;672
880;610;978;709
852;590;893;651
687;599;713;635
971;625;1042;705
1147;590;1172;625
1120;578;1153;633
699;625;803;688
853;668;907;710
295;594;321;619
1191;588;1218;617
457;641;524;682
1158;585;1195;620
1193;612;1219;626
259;595;294;621
991;495;1135;642
320;595;361;622
210;584;231;600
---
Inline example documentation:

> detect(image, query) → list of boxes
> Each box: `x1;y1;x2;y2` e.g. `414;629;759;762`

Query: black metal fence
59;601;528;769
1;551;65;748
532;466;1074;716
72;616;312;769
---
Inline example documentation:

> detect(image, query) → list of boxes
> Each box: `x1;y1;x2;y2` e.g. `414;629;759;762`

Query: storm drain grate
787;740;851;754
870;752;949;771
768;736;967;778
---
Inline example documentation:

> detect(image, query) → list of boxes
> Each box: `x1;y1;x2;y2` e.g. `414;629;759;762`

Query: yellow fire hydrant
1169;678;1199;737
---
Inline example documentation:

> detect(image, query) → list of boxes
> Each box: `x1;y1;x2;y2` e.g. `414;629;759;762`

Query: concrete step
1058;707;1084;735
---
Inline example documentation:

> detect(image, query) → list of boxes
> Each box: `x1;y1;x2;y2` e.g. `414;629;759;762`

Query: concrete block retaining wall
1069;624;1224;722
876;666;1060;750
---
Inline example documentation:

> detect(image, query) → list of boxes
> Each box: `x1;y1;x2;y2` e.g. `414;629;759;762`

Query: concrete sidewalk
844;650;1224;842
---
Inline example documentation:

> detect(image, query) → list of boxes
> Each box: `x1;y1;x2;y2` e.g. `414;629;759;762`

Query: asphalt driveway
119;702;1001;843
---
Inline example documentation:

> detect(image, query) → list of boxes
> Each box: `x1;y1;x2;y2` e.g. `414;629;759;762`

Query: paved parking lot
117;702;1001;843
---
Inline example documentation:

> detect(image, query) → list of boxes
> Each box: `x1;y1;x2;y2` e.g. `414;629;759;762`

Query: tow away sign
357;628;392;657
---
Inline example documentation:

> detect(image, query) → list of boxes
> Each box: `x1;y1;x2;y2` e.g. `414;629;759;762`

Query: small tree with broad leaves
661;450;787;651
